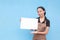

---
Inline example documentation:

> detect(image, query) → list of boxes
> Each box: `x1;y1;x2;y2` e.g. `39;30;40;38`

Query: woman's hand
31;31;38;34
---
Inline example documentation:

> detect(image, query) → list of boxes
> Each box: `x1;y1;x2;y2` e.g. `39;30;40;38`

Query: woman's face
37;8;45;17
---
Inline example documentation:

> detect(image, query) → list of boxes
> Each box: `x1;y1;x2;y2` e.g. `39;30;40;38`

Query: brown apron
33;21;46;40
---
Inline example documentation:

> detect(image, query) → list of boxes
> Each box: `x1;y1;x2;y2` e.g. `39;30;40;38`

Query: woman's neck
40;16;45;23
40;16;45;19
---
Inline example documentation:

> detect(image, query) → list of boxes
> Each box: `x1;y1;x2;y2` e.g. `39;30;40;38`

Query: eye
38;11;42;13
39;11;42;12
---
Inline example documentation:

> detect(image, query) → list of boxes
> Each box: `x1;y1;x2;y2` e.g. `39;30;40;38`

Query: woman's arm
37;27;49;34
31;27;49;35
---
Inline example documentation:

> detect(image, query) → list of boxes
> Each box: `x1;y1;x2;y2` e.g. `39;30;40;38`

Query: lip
38;14;42;15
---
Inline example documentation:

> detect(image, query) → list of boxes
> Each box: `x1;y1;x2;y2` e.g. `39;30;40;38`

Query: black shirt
37;17;50;27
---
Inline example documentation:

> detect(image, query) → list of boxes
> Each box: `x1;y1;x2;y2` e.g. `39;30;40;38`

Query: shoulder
45;17;50;27
46;18;50;23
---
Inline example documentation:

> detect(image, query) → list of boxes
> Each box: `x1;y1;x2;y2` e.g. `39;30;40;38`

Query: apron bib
33;21;46;40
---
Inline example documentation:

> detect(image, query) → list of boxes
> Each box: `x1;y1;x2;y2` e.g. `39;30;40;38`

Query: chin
40;15;43;17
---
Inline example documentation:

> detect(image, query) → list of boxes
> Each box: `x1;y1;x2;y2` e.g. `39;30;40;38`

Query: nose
38;13;42;15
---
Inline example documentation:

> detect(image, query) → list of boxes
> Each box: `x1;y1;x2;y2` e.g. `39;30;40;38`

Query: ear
44;11;46;15
43;11;45;14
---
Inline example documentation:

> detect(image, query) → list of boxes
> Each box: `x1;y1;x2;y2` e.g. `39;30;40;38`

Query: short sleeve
46;19;50;27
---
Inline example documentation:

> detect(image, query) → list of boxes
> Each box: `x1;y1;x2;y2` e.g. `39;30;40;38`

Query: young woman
31;6;50;40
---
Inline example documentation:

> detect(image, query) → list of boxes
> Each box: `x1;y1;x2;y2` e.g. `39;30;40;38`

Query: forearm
37;31;48;34
31;27;49;35
31;31;48;35
37;27;49;34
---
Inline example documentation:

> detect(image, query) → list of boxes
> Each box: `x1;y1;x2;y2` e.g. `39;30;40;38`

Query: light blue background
0;0;60;40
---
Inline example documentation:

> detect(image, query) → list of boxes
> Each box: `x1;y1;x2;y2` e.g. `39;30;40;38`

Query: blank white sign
20;17;38;30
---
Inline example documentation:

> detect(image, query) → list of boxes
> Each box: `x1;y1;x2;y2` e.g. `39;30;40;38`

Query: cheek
41;11;45;15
